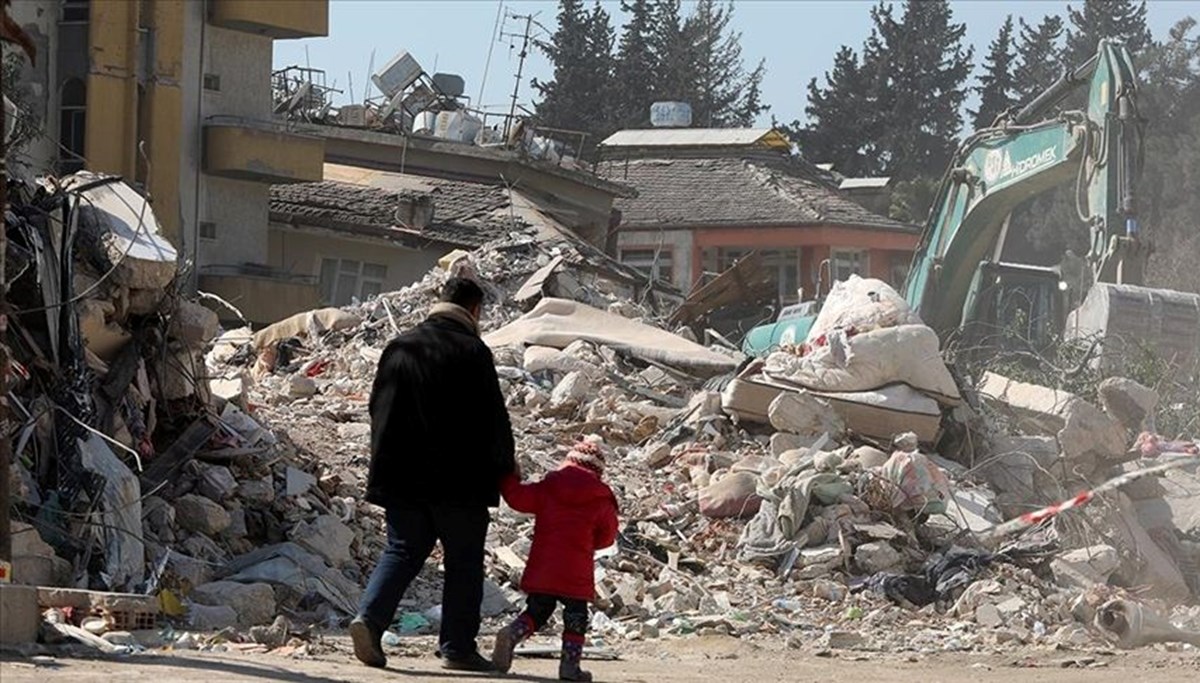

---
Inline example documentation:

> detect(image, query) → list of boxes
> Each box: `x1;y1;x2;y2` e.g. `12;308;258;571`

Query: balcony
198;265;320;326
209;0;329;40
204;119;324;184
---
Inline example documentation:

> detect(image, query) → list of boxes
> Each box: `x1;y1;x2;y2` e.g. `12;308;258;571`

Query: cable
11;176;157;315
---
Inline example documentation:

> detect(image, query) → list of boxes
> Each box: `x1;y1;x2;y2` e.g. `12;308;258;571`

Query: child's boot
491;614;535;673
558;634;592;681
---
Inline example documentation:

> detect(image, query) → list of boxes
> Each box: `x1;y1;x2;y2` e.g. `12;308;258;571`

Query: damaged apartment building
4;0;330;322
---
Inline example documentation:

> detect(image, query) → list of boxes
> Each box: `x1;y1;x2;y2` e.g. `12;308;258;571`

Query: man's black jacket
366;312;515;508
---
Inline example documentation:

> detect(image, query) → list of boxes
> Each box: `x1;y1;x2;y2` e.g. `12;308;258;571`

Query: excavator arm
905;39;1146;336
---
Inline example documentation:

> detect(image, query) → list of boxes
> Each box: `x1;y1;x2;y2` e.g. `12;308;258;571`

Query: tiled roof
597;153;916;232
269;177;515;248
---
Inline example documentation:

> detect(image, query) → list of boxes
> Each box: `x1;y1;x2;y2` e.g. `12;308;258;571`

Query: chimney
395;194;435;230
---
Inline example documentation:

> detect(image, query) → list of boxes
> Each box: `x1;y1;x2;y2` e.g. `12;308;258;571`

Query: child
492;436;619;681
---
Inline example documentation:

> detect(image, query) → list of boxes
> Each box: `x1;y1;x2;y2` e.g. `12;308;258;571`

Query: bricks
36;587;159;631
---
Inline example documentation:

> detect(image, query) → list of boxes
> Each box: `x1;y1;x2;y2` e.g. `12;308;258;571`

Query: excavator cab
957;262;1066;358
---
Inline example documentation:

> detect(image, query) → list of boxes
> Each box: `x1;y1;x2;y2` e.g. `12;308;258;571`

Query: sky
273;1;1198;127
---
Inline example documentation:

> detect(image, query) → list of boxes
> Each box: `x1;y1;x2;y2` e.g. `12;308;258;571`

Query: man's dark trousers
358;503;489;658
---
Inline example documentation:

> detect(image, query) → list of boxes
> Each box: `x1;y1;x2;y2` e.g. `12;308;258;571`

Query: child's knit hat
564;434;607;475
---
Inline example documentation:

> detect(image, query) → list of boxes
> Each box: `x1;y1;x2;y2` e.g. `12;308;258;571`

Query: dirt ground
2;633;1198;683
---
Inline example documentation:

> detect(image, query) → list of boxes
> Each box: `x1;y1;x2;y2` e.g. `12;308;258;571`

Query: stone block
0;584;40;645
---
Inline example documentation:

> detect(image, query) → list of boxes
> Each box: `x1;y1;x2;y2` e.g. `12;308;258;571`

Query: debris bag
737;469;853;565
764;325;961;405
881;449;951;515
860;547;997;608
698;472;763;519
806;275;920;345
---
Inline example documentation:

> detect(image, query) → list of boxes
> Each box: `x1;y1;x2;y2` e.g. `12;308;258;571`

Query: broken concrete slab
1051;545;1119;590
10;522;72;587
551;370;593;407
79;433;144;590
188;603;239;631
854;542;903;574
1098;377;1158;432
285;467;317;497
190;581;276;627
67;173;179;291
977;372;1127;464
168;301;220;349
293;514;355;567
223;543;361;616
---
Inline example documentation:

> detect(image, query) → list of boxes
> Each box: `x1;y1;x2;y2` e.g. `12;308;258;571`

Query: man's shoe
442;650;497;672
349;617;387;668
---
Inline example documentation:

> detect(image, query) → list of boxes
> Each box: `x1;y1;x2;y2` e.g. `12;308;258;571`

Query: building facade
596;128;921;304
6;0;327;320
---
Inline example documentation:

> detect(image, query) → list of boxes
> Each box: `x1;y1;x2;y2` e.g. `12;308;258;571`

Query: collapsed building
3;171;1198;657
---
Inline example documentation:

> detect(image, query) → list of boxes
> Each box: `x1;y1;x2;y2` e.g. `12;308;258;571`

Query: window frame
830;248;870;282
319;257;388;306
620;247;674;284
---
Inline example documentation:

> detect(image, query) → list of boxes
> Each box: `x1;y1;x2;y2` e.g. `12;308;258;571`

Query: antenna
479;0;504;107
364;49;376;103
348;71;354;106
499;11;538;139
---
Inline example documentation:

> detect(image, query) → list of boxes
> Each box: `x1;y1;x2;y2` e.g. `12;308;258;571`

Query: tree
790;45;874;175
1014;15;1065;105
682;0;768;127
533;1;616;142
864;0;974;178
613;0;657;128
1064;0;1152;64
649;0;691;103
972;16;1018;128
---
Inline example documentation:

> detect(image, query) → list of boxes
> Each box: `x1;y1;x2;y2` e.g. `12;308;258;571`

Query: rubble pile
211;264;1200;654
5;175;1198;657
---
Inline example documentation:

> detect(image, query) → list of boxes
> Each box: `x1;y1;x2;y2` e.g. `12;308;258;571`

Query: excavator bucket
1065;283;1200;372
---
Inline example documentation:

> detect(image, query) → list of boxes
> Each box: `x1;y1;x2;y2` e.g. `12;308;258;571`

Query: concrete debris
174;494;232;537
1098;377;1159;432
5;174;1199;659
190;582;277;628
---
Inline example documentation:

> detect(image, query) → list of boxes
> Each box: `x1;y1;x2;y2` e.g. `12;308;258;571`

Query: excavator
743;40;1199;362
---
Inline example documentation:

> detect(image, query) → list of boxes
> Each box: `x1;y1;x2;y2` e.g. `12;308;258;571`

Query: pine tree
972;16;1018;128
1014;15;1065;106
649;0;691;103
792;46;874;175
684;0;765;127
866;0;974;178
613;0;657;128
1064;0;1152;64
533;0;615;143
734;59;768;127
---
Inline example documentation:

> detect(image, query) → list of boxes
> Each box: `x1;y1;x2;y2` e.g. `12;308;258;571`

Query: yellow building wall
85;0;185;245
86;0;139;179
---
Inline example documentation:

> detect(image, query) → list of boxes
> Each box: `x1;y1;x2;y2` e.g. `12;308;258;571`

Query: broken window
620;248;673;284
59;78;87;174
831;248;869;282
320;258;388;306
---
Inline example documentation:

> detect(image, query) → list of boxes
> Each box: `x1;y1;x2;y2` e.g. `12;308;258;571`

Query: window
58;78;87;174
203;73;221;92
199;221;217;241
319;258;388;306
831;249;869;282
761;250;801;304
889;257;910;289
620;248;674;284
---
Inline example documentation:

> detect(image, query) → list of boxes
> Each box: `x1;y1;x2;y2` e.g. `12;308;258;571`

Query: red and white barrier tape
985;450;1200;542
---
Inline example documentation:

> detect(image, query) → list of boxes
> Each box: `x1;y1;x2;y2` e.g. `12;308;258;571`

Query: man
351;277;515;671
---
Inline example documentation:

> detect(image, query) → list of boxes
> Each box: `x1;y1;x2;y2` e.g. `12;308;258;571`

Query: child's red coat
500;463;619;601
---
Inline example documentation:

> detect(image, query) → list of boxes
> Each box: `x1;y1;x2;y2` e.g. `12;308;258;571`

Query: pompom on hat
564;434;607;475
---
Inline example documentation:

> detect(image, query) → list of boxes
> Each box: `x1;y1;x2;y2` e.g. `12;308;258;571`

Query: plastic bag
807;275;920;345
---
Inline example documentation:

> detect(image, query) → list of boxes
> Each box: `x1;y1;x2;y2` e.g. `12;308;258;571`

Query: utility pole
500;12;535;141
0;0;37;571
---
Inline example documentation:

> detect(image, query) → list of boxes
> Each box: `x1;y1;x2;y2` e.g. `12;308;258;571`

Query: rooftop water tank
650;101;692;128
